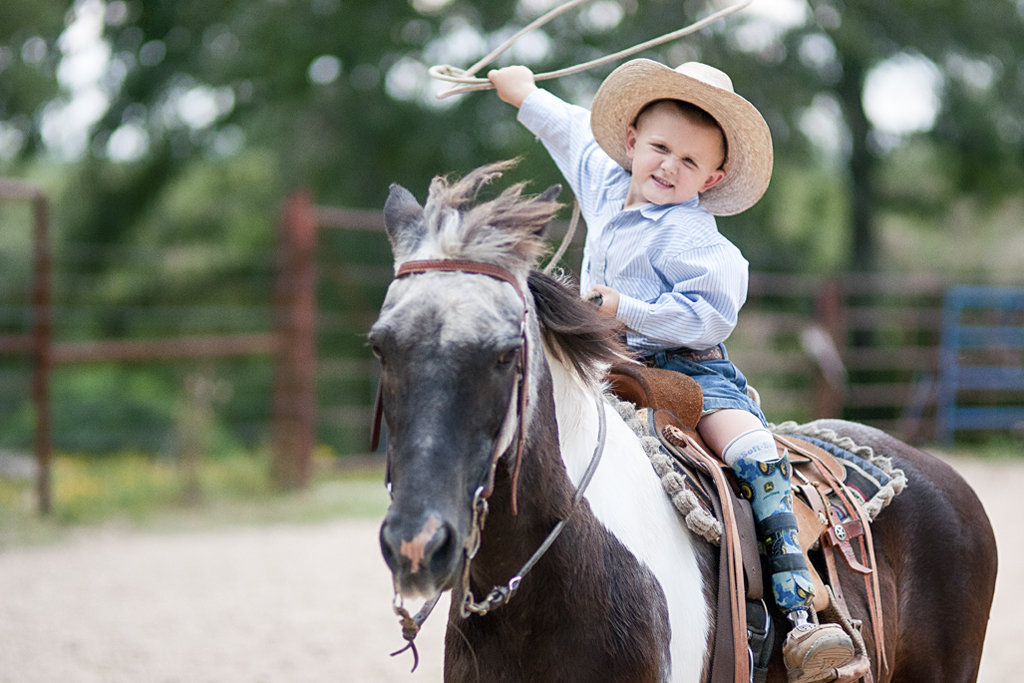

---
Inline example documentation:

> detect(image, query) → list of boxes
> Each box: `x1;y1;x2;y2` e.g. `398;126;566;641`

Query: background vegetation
0;439;1016;543
0;449;389;545
0;0;1022;466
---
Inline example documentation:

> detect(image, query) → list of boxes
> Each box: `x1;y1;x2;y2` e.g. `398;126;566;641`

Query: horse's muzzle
380;511;461;597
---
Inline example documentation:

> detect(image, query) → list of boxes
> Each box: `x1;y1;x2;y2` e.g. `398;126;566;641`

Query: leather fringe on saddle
606;364;898;683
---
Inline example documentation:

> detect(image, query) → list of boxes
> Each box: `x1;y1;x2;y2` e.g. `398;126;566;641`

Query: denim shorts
643;343;767;427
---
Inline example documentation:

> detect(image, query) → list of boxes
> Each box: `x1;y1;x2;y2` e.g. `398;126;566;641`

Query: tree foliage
1;0;1023;454
2;0;1023;270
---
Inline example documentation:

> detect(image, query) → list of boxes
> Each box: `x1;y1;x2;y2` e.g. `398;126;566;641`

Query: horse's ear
532;184;562;237
537;184;561;204
383;184;425;255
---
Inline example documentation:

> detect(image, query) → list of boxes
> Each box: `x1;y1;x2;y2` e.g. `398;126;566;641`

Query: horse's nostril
381;514;460;579
379;521;400;571
426;522;458;575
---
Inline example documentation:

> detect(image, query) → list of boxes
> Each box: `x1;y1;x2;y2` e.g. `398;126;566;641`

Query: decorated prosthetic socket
726;435;815;615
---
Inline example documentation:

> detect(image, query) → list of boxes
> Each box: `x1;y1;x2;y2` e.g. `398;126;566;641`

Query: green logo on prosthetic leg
732;451;814;614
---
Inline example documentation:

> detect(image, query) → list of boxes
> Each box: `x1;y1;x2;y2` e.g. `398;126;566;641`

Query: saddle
606;363;887;683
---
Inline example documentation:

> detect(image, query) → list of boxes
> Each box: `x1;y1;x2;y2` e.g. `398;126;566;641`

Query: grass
0;448;390;550
0;437;1018;551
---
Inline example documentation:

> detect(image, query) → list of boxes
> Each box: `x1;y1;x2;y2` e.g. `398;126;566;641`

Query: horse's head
372;161;561;598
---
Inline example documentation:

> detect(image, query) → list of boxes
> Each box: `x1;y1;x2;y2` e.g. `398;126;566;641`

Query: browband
395;259;526;304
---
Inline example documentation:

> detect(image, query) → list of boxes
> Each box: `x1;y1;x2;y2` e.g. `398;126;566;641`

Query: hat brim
590;59;773;216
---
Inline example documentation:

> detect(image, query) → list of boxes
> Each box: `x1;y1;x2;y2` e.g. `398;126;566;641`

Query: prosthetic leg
724;429;855;683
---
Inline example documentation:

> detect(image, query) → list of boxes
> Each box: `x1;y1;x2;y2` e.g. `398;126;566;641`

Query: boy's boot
724;429;856;683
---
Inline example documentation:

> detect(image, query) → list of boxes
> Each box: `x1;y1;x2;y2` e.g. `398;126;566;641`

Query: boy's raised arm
488;66;539;108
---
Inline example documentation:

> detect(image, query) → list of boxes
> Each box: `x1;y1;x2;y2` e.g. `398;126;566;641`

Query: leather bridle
371;258;531;515
376;259;608;671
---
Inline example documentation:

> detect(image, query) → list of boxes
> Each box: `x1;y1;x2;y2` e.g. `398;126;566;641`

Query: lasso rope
542;198;578;275
428;0;755;99
431;0;755;277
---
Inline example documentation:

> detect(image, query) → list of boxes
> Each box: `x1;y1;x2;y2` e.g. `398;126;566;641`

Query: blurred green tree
1;0;1023;455
2;0;1022;271
699;0;1024;271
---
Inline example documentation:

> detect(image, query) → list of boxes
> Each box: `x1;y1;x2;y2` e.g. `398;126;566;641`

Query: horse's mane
528;269;633;385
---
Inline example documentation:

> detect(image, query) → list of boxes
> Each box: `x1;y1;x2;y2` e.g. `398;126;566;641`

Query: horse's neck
471;364;576;585
548;358;715;683
465;356;714;683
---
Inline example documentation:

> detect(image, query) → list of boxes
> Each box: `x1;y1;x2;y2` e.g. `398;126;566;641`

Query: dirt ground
0;454;1020;683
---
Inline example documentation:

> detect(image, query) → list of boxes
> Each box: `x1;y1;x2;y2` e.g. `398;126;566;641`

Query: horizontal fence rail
3;183;1022;517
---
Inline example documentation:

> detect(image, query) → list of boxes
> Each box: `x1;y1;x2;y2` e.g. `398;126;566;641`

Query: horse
372;160;998;683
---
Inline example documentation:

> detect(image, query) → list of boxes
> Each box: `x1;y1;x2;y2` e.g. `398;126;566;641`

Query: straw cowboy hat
590;59;773;216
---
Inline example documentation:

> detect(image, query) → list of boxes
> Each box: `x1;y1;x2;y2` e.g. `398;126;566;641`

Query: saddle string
428;0;755;98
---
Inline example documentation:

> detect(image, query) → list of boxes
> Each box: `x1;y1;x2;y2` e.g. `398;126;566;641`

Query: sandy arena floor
0;455;1019;683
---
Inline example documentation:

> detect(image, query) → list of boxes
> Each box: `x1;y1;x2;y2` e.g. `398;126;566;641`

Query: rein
460;393;607;617
384;258;609;670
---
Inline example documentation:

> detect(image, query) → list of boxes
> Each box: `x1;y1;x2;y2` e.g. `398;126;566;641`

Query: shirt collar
634;193;701;220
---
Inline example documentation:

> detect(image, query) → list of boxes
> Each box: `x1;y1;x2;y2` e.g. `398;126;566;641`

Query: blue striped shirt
518;89;749;353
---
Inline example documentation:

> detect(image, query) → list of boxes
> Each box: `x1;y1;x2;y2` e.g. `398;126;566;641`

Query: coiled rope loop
427;0;754;99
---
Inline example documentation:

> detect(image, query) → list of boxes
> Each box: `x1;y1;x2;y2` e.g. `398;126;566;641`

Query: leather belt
642;345;725;366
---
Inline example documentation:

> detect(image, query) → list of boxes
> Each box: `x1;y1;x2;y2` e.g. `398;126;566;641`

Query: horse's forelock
418;161;559;272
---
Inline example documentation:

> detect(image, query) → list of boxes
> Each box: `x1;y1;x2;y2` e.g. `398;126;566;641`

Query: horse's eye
496;348;518;368
371;345;385;365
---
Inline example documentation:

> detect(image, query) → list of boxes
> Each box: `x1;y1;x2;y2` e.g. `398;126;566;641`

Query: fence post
272;191;317;489
32;192;52;514
812;278;845;419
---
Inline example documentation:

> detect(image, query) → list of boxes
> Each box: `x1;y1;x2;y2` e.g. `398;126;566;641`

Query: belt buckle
684;345;723;362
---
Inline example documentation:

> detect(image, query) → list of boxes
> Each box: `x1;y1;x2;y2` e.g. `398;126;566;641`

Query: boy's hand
589;285;620;317
488;66;538;108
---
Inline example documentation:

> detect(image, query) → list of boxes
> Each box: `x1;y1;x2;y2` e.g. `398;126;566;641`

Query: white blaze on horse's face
373;271;528;598
378;274;524;348
373;166;557;600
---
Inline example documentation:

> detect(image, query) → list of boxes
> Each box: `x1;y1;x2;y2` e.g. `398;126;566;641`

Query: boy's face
623;103;726;209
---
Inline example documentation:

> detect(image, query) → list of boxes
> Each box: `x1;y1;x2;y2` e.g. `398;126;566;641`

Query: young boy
489;60;855;683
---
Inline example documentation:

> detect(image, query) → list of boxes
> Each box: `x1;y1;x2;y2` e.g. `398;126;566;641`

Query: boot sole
786;638;856;683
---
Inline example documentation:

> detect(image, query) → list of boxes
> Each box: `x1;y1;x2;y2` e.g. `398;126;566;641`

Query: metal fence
4;181;1020;513
0;182;315;513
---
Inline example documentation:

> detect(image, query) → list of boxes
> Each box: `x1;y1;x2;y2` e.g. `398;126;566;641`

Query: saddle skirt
606;363;905;683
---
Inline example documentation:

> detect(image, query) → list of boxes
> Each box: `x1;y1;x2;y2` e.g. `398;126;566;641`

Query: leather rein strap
375;259;531;515
657;419;751;683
